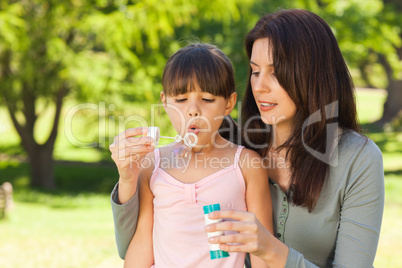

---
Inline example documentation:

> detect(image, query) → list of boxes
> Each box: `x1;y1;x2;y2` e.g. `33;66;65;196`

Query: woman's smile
258;100;278;111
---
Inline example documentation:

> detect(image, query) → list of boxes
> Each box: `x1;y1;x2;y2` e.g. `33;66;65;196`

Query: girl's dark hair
162;43;240;142
242;9;360;211
162;43;235;99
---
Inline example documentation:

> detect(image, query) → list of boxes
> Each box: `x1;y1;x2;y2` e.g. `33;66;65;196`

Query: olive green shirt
111;131;384;267
271;132;384;267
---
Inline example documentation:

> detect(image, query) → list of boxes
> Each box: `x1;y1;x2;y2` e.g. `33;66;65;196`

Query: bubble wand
147;127;198;158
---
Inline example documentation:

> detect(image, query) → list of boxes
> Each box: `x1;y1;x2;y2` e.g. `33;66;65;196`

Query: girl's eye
202;98;215;103
175;98;187;103
251;71;260;76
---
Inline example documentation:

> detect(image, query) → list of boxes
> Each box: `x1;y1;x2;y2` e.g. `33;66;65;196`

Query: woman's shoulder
330;130;384;205
334;130;383;181
338;130;382;158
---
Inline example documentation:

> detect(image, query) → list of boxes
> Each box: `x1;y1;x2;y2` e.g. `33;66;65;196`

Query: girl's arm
124;168;155;268
239;149;273;268
109;127;155;259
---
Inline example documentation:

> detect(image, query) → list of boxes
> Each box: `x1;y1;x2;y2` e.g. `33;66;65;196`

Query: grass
0;197;123;268
0;88;401;267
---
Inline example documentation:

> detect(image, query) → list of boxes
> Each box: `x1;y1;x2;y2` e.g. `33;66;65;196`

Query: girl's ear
224;92;237;116
160;91;167;109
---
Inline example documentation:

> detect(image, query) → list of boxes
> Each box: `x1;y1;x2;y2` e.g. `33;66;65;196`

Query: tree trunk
378;79;402;126
29;144;55;189
5;82;67;189
376;53;402;126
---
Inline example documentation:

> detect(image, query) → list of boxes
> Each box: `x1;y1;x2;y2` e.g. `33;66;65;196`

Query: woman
111;9;384;267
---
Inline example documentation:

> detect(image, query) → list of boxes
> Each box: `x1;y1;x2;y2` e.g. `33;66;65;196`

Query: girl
111;9;384;268
110;43;272;267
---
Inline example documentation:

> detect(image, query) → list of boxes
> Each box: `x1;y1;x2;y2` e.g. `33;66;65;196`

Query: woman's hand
110;127;154;181
205;209;289;267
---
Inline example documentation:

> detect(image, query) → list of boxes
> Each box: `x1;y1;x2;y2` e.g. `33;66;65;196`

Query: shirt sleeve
110;182;140;259
285;248;319;268
332;139;384;267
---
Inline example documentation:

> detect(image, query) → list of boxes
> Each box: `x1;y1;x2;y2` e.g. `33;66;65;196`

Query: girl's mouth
187;125;200;135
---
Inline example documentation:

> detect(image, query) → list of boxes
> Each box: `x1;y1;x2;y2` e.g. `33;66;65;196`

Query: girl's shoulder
138;150;157;183
238;147;263;162
236;146;264;173
215;142;262;162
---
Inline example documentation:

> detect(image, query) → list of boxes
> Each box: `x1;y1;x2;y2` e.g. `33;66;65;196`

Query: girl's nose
188;110;199;117
188;102;200;117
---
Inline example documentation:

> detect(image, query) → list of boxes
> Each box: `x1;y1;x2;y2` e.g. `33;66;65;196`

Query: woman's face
250;38;297;132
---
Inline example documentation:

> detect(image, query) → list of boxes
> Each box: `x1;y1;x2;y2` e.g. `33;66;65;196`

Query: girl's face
250;38;297;132
161;85;236;148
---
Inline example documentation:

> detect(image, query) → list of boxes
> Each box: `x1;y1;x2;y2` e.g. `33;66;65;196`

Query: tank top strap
153;148;161;173
150;149;161;187
233;146;244;169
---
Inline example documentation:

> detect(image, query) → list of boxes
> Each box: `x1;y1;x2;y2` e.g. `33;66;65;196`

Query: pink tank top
150;146;247;267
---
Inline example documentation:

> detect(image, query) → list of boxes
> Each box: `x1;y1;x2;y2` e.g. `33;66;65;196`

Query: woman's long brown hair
242;9;360;212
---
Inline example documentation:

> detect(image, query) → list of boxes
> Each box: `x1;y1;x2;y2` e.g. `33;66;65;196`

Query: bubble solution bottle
203;203;230;259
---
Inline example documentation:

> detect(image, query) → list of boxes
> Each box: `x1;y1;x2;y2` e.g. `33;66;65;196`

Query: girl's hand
204;209;289;267
109;127;155;183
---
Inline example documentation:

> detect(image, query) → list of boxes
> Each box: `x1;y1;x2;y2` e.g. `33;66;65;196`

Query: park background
0;0;401;267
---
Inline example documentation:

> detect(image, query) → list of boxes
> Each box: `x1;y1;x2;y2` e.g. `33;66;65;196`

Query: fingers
208;233;256;245
110;128;154;153
205;219;257;233
219;243;257;253
114;145;155;159
208;209;256;222
205;223;262;254
206;231;260;254
116;127;148;141
109;128;156;173
119;136;153;150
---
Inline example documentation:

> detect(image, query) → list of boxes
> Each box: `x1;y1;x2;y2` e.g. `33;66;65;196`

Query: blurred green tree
0;0;399;189
0;0;264;188
303;0;402;126
377;0;402;125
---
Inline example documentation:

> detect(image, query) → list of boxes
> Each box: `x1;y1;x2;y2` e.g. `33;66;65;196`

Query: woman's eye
251;71;260;76
202;98;215;103
175;98;187;103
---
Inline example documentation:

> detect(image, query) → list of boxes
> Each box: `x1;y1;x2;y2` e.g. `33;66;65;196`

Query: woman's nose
253;76;271;93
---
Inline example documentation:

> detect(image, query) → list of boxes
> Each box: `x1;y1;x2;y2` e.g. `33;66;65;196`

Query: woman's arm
111;183;139;259
124;173;155;268
332;139;384;267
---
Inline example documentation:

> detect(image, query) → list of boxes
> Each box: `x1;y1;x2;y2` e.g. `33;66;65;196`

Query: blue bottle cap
203;203;221;214
210;250;230;259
